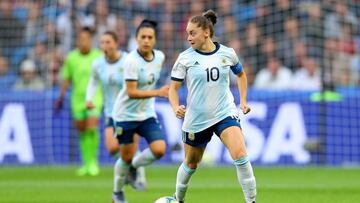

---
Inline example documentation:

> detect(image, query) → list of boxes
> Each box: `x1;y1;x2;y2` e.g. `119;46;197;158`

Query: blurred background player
111;19;169;203
55;27;103;176
169;10;256;203
85;30;146;190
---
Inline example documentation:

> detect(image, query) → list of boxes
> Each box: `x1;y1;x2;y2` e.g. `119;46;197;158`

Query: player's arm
126;80;169;99
236;70;250;114
55;57;72;110
85;63;99;109
230;48;250;114
169;80;186;119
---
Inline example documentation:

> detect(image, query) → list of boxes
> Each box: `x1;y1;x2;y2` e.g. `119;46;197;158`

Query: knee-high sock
114;158;130;192
131;148;157;168
79;131;91;167
234;156;257;203
175;162;196;201
87;128;99;165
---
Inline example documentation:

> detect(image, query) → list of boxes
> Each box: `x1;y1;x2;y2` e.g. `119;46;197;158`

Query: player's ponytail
203;9;217;26
189;9;217;38
136;19;158;37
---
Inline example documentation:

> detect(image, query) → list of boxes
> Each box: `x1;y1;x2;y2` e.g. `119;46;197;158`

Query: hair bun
203;9;217;25
140;19;158;28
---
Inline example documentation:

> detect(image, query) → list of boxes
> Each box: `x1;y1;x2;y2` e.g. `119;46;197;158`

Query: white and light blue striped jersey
112;49;165;122
171;42;243;133
86;51;128;117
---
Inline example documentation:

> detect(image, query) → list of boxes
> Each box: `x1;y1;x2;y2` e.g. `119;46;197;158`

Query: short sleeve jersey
62;49;103;107
91;51;128;117
171;42;243;133
112;49;165;122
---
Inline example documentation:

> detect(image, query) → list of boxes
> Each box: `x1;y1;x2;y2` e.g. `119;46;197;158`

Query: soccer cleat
112;191;128;203
132;180;147;191
88;163;100;176
173;194;184;203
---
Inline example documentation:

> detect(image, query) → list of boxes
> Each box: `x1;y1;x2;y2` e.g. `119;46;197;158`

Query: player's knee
108;147;120;156
121;154;133;164
151;148;165;159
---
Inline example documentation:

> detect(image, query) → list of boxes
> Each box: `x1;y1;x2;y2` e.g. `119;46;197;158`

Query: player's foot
88;163;100;176
173;194;184;203
132;166;147;191
112;191;128;203
132;180;147;191
76;166;88;176
127;165;137;185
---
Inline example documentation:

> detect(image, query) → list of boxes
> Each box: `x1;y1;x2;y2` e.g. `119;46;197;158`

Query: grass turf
0;166;359;203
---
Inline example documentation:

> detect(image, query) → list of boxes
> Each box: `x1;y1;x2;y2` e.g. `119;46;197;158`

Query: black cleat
173;194;184;203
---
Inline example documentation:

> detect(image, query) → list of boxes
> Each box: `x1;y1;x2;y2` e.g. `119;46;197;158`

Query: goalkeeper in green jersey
55;27;103;176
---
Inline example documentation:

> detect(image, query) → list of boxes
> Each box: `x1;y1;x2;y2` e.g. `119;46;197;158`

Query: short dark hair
80;26;94;36
103;31;118;42
135;19;158;37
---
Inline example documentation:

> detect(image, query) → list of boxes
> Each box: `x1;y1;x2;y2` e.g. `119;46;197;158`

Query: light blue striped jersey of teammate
112;49;165;122
86;50;128;117
171;42;243;133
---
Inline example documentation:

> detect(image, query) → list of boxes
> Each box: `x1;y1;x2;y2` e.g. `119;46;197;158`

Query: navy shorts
105;117;114;128
182;116;241;147
114;117;164;145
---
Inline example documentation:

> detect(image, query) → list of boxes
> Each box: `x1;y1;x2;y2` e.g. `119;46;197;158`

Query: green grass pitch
0;165;359;203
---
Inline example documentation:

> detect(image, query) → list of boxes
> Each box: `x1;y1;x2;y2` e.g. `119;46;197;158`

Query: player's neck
106;51;120;63
198;40;216;53
137;49;154;62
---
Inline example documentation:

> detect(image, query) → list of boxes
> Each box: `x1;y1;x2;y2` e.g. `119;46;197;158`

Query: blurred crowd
0;0;359;92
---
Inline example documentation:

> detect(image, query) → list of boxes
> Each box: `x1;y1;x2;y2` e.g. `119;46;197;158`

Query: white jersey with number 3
112;49;165;122
171;42;243;133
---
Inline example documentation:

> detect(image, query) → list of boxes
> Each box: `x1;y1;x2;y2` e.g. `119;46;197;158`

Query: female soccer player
55;27;103;176
169;10;257;203
111;19;169;203
85;31;146;190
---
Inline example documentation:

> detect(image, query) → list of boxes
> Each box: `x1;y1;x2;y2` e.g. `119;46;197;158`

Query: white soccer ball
154;196;179;203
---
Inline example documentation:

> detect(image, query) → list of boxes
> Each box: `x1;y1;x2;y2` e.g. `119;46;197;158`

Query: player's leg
218;117;256;203
131;118;166;168
73;107;91;176
175;144;204;202
104;117;120;156
175;128;213;202
86;114;100;176
113;121;138;203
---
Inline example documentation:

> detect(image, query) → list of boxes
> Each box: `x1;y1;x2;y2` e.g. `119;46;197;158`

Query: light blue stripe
117;159;130;168
182;163;196;174
234;156;249;166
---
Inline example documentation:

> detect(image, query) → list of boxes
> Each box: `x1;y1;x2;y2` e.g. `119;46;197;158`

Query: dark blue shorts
114;117;164;145
182;116;241;148
105;117;114;128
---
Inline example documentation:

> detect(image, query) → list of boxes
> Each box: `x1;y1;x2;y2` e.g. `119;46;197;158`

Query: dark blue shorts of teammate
182;116;241;148
114;117;164;145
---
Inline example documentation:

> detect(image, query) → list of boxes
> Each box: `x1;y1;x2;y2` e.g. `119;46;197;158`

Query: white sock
175;162;196;201
114;158;130;192
131;148;157;168
234;156;257;203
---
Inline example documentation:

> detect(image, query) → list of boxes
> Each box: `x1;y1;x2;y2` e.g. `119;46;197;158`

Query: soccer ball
154;196;179;203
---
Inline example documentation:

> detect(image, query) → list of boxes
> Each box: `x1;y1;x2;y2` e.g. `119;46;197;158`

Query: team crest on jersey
222;58;227;64
116;127;123;136
188;132;195;141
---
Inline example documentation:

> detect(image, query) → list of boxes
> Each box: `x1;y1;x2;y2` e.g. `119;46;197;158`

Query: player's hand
54;98;63;111
86;101;95;109
240;103;251;114
158;85;170;98
175;105;186;119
